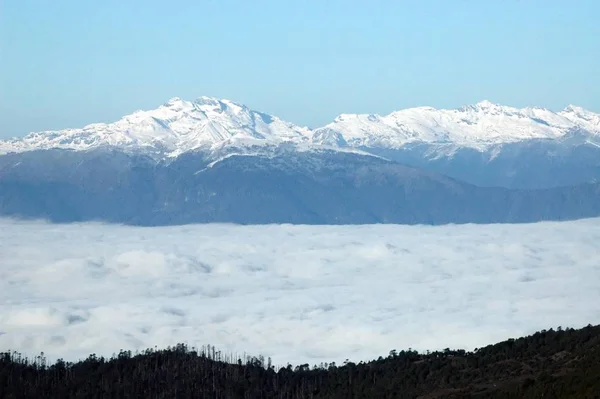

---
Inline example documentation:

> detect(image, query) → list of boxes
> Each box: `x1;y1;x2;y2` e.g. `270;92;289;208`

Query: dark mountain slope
1;149;599;225
366;134;600;189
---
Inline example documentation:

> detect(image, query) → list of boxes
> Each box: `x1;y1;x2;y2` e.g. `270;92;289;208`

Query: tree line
1;324;600;398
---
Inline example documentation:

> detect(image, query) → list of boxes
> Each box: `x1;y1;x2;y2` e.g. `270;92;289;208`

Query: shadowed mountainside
1;149;600;226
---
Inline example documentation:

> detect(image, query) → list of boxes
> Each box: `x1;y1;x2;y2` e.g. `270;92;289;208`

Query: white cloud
0;218;599;366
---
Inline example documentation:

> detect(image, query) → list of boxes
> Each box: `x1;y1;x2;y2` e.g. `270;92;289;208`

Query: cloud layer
1;218;600;366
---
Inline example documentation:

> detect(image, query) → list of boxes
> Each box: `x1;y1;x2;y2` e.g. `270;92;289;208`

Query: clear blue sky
1;0;599;137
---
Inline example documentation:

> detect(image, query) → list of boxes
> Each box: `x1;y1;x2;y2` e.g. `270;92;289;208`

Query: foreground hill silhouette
2;324;600;398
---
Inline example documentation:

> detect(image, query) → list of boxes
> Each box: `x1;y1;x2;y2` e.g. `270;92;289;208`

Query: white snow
0;97;312;157
2;98;599;157
1;218;600;366
560;105;600;131
315;100;600;150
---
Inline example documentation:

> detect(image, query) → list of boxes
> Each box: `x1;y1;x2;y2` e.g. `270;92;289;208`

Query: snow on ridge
0;96;313;157
1;98;599;157
315;100;600;150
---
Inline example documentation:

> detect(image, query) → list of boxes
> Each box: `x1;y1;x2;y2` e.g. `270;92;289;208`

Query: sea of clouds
1;218;600;366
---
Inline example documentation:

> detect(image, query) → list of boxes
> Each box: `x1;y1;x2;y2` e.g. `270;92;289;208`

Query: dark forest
2;324;600;398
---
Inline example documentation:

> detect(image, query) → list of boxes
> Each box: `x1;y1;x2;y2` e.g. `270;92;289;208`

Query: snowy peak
476;99;495;108
560;105;600;129
563;104;584;113
1;98;599;158
162;97;185;107
459;100;507;113
1;97;312;157
317;101;600;150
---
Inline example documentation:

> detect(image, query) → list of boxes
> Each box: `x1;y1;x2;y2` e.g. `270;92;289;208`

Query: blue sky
1;0;599;137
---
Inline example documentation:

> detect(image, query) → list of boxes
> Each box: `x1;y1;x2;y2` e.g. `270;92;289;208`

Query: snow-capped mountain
2;97;600;225
0;96;312;158
2;97;600;189
313;100;600;151
3;98;600;158
311;100;600;189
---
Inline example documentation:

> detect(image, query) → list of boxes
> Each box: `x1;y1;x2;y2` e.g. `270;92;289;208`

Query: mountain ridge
314;99;600;151
2;97;599;158
0;96;313;158
3;96;600;190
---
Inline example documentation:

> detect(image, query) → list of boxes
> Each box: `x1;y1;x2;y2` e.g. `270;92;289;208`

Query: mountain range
1;97;599;225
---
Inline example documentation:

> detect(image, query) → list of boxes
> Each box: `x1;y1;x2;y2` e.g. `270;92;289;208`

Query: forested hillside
2;324;600;398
